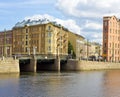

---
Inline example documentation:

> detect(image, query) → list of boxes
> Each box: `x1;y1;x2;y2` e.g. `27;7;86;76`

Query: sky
1;0;120;44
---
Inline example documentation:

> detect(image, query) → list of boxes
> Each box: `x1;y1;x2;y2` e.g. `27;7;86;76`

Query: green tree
68;41;76;58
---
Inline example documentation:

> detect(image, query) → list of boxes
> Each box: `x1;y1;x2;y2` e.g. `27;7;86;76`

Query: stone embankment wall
79;61;120;70
0;58;19;73
63;59;120;71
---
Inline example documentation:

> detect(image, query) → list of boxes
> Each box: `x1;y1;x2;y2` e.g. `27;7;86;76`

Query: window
26;41;28;45
115;43;117;48
61;42;63;46
48;26;51;30
60;36;62;40
104;36;106;40
48;32;52;37
26;35;28;39
48;39;51;43
42;33;44;37
104;43;106;47
48;46;51;51
109;50;111;54
104;28;106;32
110;29;111;33
26;29;28;33
104;21;107;26
109;43;111;47
26;47;27;52
118;37;119;41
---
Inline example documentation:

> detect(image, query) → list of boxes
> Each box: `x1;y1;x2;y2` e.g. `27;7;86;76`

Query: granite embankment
1;58;120;73
0;58;19;73
62;59;120;71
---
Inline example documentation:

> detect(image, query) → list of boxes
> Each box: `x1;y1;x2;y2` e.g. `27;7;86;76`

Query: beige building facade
0;30;12;57
12;22;68;58
68;32;85;59
88;42;102;58
68;32;102;60
103;16;120;62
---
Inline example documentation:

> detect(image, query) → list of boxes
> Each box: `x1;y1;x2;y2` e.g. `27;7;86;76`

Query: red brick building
103;16;120;62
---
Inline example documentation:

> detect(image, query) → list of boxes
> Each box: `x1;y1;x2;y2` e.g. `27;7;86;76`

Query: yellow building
0;30;12;57
12;20;68;58
68;31;85;59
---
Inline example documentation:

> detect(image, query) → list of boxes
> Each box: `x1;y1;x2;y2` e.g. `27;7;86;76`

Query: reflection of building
103;71;120;97
103;16;120;62
68;32;85;59
0;30;12;57
12;20;68;57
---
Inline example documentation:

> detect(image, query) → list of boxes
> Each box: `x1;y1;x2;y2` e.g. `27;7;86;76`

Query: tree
68;41;76;58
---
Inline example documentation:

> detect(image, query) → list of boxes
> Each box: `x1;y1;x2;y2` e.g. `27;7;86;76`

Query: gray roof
14;18;50;27
14;18;69;31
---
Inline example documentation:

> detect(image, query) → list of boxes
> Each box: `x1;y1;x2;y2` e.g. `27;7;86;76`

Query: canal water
0;70;120;97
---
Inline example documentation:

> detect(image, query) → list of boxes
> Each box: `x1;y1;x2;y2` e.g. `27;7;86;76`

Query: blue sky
1;0;120;43
0;0;59;29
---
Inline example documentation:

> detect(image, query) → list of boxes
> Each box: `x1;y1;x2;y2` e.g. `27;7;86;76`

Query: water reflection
0;73;19;97
0;71;120;97
103;70;120;97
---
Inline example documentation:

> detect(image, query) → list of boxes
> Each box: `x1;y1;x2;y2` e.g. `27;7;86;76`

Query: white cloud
56;0;120;18
55;19;81;34
24;14;81;34
56;0;120;43
84;21;102;30
81;31;102;43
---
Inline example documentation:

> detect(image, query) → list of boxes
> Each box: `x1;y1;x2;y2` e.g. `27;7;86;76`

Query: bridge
18;55;67;72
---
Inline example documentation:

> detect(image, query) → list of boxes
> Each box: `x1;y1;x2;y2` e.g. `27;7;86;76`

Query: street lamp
57;46;59;58
4;29;6;57
33;46;37;56
27;48;30;56
71;50;73;59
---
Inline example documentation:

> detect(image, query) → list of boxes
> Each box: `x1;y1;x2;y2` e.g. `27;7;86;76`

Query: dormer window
48;26;51;30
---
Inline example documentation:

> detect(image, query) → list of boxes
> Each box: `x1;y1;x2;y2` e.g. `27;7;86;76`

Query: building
12;19;68;58
68;32;85;59
0;30;12;57
103;16;120;62
88;42;102;58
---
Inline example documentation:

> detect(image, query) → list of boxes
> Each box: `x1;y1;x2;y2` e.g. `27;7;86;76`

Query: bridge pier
29;55;37;72
54;55;60;71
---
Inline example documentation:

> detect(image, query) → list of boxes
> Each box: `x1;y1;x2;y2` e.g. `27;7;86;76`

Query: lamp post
112;43;114;62
86;39;89;61
57;46;59;58
33;46;37;56
56;45;60;71
27;48;30;56
71;50;73;59
4;29;6;57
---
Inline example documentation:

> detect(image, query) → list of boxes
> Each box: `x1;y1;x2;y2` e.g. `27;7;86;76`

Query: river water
0;70;120;97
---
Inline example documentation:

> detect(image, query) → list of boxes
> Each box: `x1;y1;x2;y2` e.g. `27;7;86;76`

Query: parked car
88;55;96;61
97;56;103;61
